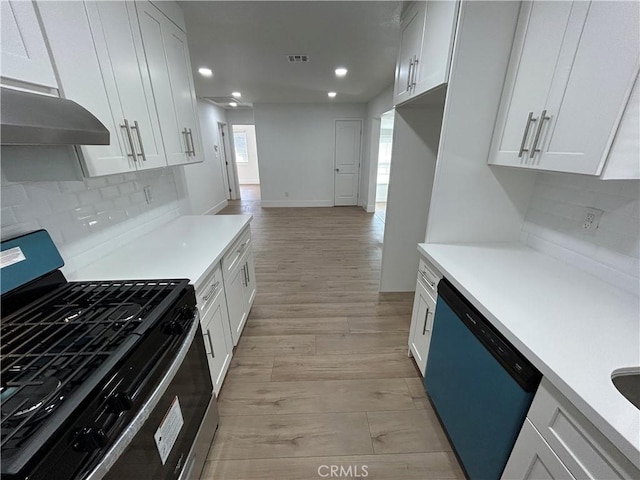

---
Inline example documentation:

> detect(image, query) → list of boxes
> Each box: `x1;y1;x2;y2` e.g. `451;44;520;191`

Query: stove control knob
106;392;133;414
163;320;185;335
177;305;196;321
73;427;108;452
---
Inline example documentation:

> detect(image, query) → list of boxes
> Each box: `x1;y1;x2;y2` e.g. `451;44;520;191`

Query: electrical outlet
143;185;153;204
582;207;603;235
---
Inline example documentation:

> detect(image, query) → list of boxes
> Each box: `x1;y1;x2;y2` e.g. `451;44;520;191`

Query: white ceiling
179;1;403;107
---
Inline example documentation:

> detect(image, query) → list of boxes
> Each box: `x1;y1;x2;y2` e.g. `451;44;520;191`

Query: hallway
204;198;462;479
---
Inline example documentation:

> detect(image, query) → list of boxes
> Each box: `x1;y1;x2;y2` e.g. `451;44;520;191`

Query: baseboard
260;200;334;207
204;199;228;215
366;203;375;213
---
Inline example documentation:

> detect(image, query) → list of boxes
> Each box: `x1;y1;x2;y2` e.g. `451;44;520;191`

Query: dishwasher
424;278;541;480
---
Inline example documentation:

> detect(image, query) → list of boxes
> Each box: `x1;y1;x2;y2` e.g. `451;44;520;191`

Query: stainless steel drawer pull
411;57;418;88
182;128;191;156
202;281;220;302
530;110;550;159
121;119;136;161
420;270;435;289
423;307;430;335
237;241;248;253
131;120;147;162
188;128;195;156
204;331;215;358
518;112;537;158
406;57;414;91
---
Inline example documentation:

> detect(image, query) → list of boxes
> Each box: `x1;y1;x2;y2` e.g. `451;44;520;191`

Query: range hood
0;87;110;146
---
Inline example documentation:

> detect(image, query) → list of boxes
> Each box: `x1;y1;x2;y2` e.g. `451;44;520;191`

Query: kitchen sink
611;371;640;410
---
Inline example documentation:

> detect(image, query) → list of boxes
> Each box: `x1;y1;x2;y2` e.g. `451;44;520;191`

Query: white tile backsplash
522;172;640;294
1;166;190;275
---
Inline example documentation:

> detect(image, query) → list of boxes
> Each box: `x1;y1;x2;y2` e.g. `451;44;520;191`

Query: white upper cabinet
1;0;57;90
489;1;640;176
136;1;203;165
393;1;458;106
38;1;167;176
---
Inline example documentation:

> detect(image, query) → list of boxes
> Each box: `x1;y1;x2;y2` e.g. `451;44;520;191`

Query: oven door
87;313;217;480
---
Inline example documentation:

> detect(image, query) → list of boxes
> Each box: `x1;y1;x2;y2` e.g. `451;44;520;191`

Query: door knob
335;168;339;172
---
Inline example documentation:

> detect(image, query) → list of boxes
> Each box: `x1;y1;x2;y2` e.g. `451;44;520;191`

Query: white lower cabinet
196;264;232;395
502;419;576;480
408;257;442;375
222;227;256;346
504;379;640;480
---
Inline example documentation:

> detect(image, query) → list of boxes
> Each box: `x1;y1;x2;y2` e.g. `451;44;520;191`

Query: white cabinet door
36;1;133;176
408;278;435;376
136;1;203;166
243;250;257;311
488;1;575;168
412;1;458;98
84;2;166;171
536;1;640;175
225;265;247;346
1;0;57;89
502;419;576;480
393;2;425;105
489;1;639;176
163;20;203;163
200;296;232;395
136;1;191;166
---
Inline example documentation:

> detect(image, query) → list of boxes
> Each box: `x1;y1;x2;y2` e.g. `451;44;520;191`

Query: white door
334;120;362;206
201;299;232;395
393;2;425;104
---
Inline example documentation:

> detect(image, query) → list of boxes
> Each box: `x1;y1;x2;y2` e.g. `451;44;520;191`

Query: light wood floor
203;187;463;479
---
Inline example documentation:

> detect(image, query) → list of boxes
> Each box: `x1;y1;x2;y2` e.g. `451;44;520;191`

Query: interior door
334;120;362;206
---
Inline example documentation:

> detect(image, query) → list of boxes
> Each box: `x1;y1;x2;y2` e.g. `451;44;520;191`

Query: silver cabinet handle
237;241;248;254
131;120;147;162
422;307;430;335
243;263;248;287
245;262;250;285
406;57;414;91
530;110;550;159
411;56;418;88
420;270;435;289
182;128;191;156
518;112;537;158
203;331;215;358
188;128;196;156
202;280;220;302
121;119;136;161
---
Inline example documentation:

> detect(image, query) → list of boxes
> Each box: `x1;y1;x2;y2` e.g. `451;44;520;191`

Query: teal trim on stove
1;230;64;295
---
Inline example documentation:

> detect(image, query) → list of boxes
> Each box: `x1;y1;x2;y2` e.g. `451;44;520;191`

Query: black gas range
1;230;217;480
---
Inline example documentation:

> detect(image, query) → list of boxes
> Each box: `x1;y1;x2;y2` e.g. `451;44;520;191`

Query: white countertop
418;242;640;467
70;215;252;290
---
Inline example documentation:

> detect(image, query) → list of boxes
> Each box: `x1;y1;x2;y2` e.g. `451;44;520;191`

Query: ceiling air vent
287;54;309;63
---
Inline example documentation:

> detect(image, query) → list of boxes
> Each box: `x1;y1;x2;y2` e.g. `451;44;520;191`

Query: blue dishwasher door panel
424;296;534;480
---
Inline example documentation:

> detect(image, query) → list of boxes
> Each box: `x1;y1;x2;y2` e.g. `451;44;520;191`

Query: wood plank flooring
203;185;463;479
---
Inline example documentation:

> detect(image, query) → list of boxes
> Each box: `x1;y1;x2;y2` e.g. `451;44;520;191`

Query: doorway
374;110;395;223
232;124;260;201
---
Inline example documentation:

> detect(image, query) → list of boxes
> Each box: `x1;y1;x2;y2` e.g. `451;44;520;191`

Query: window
233;131;249;163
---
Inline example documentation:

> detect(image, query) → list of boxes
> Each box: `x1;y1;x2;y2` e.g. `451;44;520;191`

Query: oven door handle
84;311;201;480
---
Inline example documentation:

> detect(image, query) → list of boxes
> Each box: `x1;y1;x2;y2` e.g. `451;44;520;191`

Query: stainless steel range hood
0;87;110;146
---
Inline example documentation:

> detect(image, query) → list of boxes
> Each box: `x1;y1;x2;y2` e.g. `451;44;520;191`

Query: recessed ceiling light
231;92;242;98
198;67;213;77
328;92;337;98
335;68;348;77
229;102;238;107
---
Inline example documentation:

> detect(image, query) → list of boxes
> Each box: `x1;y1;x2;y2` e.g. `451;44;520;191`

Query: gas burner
1;377;64;425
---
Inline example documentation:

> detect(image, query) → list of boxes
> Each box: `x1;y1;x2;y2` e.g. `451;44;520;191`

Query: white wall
425;1;538;244
362;85;394;211
253;103;366;206
233;124;260;184
1;163;187;276
226;108;254;125
182;99;230;214
521;173;639;294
